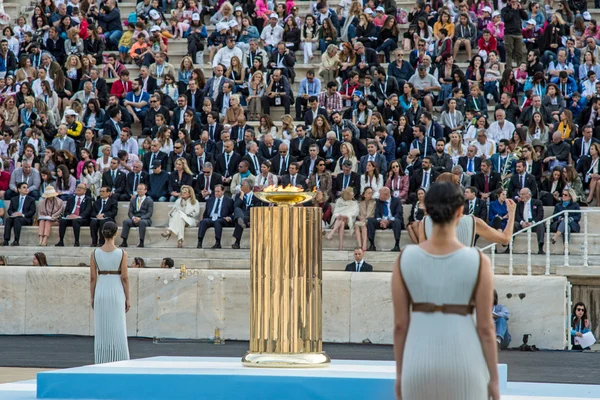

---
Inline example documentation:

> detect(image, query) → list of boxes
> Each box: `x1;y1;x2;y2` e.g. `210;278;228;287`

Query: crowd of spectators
0;0;597;251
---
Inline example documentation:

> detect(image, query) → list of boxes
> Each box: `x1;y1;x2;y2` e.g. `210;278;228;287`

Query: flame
263;184;304;192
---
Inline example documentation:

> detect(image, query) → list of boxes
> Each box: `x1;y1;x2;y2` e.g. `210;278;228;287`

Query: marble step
0;225;598;253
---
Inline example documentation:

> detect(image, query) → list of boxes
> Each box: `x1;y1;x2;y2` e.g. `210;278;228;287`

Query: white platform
0;357;598;400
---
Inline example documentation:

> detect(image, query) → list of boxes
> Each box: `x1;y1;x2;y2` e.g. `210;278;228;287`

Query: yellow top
119;31;134;48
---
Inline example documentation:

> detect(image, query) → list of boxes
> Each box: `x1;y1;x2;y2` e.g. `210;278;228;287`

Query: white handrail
480;209;600;275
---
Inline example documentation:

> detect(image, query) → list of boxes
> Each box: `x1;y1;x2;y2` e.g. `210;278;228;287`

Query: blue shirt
382;135;396;163
298;77;321;97
125;91;150;113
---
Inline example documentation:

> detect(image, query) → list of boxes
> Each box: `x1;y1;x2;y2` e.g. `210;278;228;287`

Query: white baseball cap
235;6;243;12
492;10;500;17
192;13;200;21
526;19;536;25
65;109;78;116
149;25;161;32
364;7;374;14
482;6;492;13
149;9;160;20
375;6;384;12
216;22;228;31
269;13;278;19
228;19;238;27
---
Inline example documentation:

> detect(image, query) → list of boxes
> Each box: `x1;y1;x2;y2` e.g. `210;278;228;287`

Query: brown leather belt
98;270;121;275
412;302;474;316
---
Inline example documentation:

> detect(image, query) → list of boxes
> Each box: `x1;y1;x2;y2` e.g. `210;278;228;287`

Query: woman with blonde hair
224;94;244;125
64;27;84;57
168;157;194;202
333;142;358;175
354;186;376;250
163;185;201;248
210;1;234;25
178;56;195;95
319;44;340;85
37;185;65;246
247;70;265;121
327;187;360;250
445;132;467;165
280;114;295;144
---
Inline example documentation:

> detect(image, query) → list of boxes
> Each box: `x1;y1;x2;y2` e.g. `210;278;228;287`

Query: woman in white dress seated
392;181;500;400
162;185;201;248
326;187;360;250
89;221;130;364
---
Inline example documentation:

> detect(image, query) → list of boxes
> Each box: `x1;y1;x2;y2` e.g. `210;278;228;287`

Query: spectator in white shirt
31;68;54;97
260;14;284;53
471;129;496;159
213;36;244;68
487;109;515;143
112;129;139;158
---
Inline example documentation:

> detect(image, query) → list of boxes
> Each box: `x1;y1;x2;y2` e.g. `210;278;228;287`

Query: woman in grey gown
392;182;500;400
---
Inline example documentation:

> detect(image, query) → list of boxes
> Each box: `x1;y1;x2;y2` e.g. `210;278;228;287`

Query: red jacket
0;171;9;191
477;35;497;53
110;79;133;99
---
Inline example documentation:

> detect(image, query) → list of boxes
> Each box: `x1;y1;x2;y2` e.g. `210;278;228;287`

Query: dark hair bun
101;221;118;239
425;182;465;224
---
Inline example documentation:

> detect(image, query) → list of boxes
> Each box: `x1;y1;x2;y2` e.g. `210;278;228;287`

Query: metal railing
480;209;600;276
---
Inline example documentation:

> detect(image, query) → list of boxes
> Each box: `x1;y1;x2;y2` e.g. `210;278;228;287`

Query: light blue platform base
0;357;598;400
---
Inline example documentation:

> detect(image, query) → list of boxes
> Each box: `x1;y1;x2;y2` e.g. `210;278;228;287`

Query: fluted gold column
242;206;330;367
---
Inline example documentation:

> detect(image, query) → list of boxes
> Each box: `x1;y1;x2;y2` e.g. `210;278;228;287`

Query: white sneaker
195;52;204;65
487;93;494;101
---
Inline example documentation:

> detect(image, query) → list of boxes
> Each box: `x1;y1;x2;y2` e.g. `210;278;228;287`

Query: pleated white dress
424;214;476;246
399;245;488;400
93;248;130;364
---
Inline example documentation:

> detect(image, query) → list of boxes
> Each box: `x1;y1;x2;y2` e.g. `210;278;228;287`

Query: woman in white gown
326;187;360;250
90;221;130;364
162;185;201;248
392;181;500;400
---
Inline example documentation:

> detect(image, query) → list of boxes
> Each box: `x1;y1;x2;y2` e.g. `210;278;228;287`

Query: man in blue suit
367;187;404;252
197;184;234;249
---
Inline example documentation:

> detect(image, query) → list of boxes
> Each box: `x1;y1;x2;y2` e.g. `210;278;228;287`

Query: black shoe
74;241;80;247
120;240;128;248
232;242;240;249
91;243;98;247
55;241;64;247
391;245;400;252
10;241;19;246
538;249;544;255
137;240;144;248
211;242;222;249
1;241;7;246
197;240;203;249
368;244;376;251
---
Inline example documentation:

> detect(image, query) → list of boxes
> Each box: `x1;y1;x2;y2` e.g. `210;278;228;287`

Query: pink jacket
286;0;295;14
486;20;504;40
256;0;269;18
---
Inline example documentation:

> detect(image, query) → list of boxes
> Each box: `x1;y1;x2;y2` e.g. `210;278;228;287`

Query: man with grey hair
452;164;471;188
367;186;403;252
320;131;340;170
231;179;264;249
458;145;481;176
242;141;263;176
80;67;109;107
40;52;61;80
487;109;515;143
69;81;96;108
243;39;267;69
124;160;149;200
7;160;41;200
513;187;545;254
138;65;158;94
470;129;496;159
196;161;223;201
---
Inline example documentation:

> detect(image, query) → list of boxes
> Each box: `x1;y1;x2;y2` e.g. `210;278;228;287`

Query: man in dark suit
513;187;545;254
517;95;554;129
577;97;600;134
334;160;361;199
409;157;439;195
258;134;282;160
345;248;373;272
214;140;242;186
198;131;217;157
190;142;215;177
230;115;251;143
268;43;296;81
195;162;223;201
103;106;124;141
508;160;538;199
463;186;488;221
232;180;265;249
120;183;154;248
214;81;235;116
101;158;127;199
360;139;387;174
124;161;150;201
55;183;93;247
319;132;341;171
367;187;403;251
184;79;204;111
142;140;168;173
171;95;198;129
281;163;308;189
300;144;325;177
270;143;297;177
142;93;171;135
202;64;231;101
430;138;453;174
2;182;36;246
341;128;368;158
242;141;264;176
571;124;600;169
138;66;158;93
458;145;482;176
89;186;119;247
81;68;109;108
214;131;238;156
197;184;234;249
303;96;328;127
290;125;315;160
473;159;502;201
421;111;445;140
167;140;192;173
353;42;380;76
204;111;224;142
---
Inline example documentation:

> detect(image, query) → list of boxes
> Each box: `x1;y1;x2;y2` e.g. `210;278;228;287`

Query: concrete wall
0;267;568;349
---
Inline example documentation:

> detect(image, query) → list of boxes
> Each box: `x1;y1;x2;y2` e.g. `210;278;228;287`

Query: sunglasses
203;171;211;174
174;146;182;149
577;308;585;311
150;100;157;103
